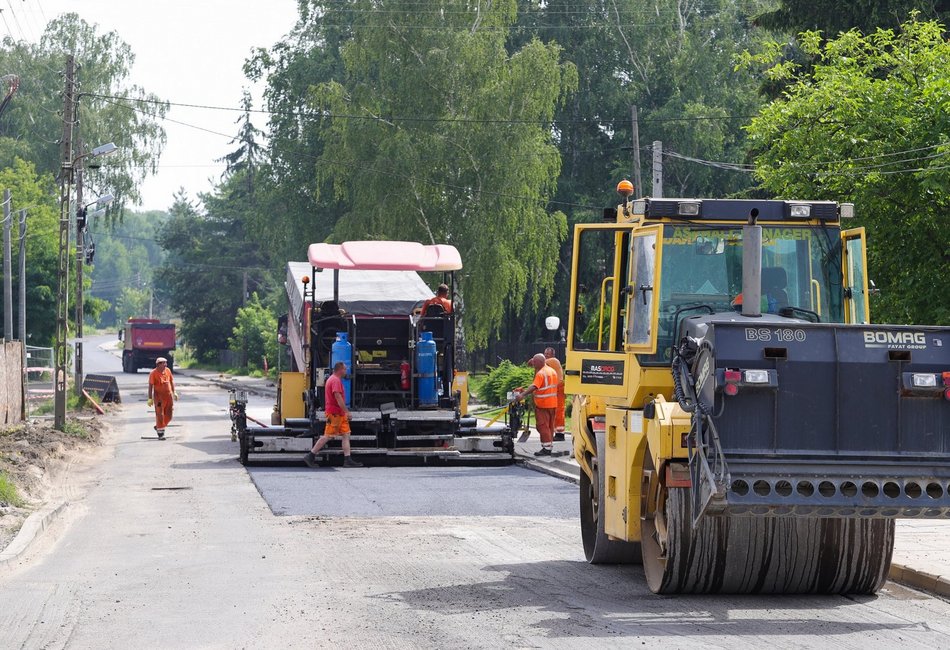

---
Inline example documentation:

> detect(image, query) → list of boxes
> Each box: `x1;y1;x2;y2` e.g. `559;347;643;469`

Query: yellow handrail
810;279;822;317
598;276;615;350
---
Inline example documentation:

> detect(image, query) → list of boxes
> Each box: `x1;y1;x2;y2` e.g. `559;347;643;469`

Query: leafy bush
228;293;278;372
480;360;536;406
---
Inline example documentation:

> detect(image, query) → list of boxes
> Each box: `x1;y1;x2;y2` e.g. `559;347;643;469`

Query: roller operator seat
762;266;789;311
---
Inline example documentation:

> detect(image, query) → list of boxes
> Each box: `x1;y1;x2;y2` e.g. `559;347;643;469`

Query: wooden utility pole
631;106;643;198
652;140;663;198
74;137;85;395
18;208;25;369
3;188;11;341
54;54;75;431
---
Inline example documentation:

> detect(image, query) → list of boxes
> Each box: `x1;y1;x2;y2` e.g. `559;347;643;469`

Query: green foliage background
744;18;950;325
5;1;950;360
228;293;279;372
479;360;537;407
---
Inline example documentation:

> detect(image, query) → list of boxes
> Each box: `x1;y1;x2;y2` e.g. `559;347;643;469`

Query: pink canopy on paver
308;241;462;271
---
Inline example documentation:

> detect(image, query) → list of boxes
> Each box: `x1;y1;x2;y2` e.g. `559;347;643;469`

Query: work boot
303;452;319;468
342;456;364;468
553;432;565;442
534;447;553;457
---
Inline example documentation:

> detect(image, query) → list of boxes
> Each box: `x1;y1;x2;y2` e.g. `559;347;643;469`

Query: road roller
566;185;950;594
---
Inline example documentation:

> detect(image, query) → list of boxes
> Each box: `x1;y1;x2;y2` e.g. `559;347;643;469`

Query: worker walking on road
147;357;178;439
515;353;559;456
544;347;566;441
304;362;364;468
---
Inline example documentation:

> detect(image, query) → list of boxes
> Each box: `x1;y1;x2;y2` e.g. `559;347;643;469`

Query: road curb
0;500;68;568
519;458;579;484
889;562;950;600
180;370;277;399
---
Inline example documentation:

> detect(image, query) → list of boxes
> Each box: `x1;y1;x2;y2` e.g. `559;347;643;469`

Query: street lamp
54;142;118;430
74;192;114;396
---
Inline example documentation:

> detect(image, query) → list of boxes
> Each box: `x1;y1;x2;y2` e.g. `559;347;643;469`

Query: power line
104;95;606;213
86;92;759;127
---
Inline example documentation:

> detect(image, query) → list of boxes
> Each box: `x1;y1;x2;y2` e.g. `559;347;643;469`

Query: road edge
0;500;68;568
888;563;950;600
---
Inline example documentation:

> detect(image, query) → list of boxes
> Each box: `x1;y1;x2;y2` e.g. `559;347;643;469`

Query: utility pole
652;140;663;198
74;138;84;395
243;270;248;305
631;106;642;199
18;208;25;370
3;188;11;341
54;54;76;431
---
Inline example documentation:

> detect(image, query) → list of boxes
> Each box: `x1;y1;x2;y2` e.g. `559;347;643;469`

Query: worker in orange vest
515;353;559;456
420;283;453;314
544;347;566;441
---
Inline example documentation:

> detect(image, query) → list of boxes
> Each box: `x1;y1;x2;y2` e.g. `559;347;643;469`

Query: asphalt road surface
1;335;949;648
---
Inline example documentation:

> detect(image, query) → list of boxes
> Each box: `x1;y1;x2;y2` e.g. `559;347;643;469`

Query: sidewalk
185;368;950;600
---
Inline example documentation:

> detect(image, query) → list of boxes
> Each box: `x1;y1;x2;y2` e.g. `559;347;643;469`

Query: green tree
154;193;241;360
228;293;278;372
114;286;150;324
0;158;59;345
88;209;169;326
0;13;168;210
744;18;950;325
243;3;351;266
755;1;950;36
507;1;768;342
156;172;275;361
314;0;577;347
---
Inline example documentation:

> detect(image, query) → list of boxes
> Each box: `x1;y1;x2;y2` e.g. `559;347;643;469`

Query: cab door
842;228;870;324
624;225;662;354
565;224;633;398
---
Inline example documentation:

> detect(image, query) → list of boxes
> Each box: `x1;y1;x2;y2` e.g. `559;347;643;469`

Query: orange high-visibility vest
532;365;559;408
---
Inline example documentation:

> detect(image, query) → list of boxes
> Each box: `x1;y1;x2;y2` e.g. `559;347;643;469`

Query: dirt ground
0;415;106;554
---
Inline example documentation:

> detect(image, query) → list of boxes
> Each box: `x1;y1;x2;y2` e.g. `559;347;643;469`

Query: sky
10;0;300;211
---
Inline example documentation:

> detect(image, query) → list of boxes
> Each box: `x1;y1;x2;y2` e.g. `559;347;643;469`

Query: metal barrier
25;345;54;418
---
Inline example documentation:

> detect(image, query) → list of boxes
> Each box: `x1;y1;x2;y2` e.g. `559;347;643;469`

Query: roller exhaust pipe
742;209;762;318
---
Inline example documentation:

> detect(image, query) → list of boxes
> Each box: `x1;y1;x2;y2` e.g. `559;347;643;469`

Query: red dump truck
121;318;176;373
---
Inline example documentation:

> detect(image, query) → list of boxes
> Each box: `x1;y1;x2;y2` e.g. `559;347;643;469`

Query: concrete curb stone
889;564;950;600
0;500;68;568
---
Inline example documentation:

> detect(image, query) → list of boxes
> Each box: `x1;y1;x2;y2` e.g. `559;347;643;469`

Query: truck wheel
640;461;894;594
122;352;132;373
580;429;642;564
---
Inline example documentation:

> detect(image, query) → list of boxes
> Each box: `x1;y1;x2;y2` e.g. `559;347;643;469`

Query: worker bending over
515;353;559;456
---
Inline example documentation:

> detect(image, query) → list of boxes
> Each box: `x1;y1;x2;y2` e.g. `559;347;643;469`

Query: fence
24;345;53;419
467;340;566;373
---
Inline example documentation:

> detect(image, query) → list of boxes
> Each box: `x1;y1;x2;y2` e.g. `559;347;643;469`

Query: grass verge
0;471;24;507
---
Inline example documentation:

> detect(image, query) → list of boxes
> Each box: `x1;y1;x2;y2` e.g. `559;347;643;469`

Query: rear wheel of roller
641;472;894;594
580;429;641;564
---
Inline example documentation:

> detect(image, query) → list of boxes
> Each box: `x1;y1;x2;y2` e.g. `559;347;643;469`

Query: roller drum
643;487;894;594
